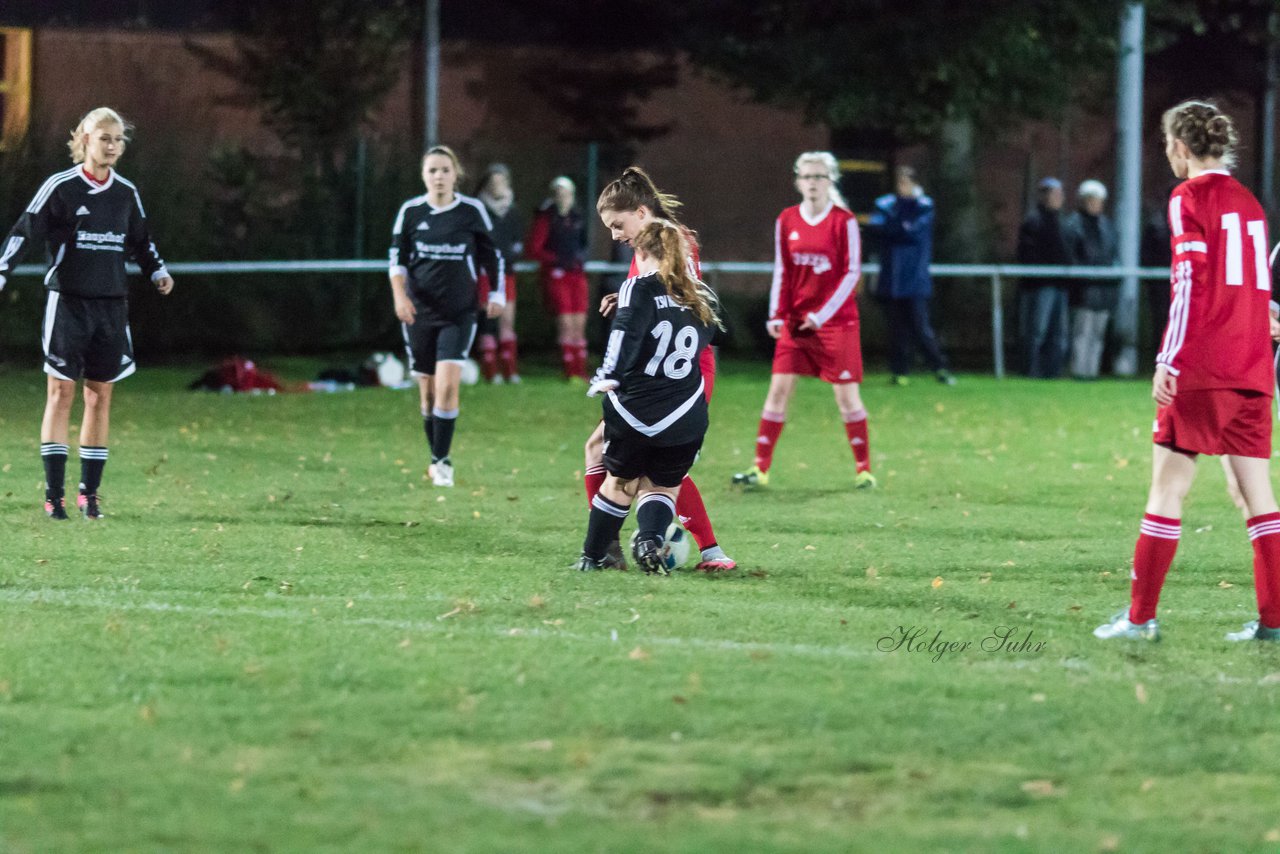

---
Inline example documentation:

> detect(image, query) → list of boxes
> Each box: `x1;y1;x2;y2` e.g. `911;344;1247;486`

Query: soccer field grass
3;362;1280;852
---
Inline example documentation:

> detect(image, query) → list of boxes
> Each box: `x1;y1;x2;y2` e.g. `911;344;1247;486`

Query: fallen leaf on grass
629;647;650;661
1135;683;1149;704
1258;673;1280;685
672;695;687;704
1264;829;1280;843
865;566;878;579
1099;835;1121;851
438;600;476;620
1020;779;1064;798
398;638;411;649
525;739;554;751
542;619;565;627
626;609;640;624
1218;580;1234;589
1030;693;1046;703
1140;778;1155;793
931;577;944;589
528;595;546;608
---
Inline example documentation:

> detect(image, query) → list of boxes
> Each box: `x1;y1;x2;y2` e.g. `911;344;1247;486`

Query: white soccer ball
459;358;480;386
630;522;692;570
374;352;406;387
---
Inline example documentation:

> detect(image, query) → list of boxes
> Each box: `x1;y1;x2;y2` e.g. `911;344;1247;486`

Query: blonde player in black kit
0;107;173;520
576;219;721;574
389;145;504;487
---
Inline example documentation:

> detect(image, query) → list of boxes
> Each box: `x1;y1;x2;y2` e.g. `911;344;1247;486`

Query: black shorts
602;423;702;488
42;292;135;383
401;313;477;376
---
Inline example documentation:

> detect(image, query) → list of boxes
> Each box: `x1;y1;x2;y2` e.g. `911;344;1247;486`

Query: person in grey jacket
1064;180;1119;379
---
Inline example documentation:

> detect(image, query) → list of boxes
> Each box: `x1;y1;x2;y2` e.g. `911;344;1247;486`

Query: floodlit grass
3;360;1280;852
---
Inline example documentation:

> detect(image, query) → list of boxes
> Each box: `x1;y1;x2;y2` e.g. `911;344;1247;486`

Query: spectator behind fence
1064;179;1119;379
473;163;523;384
1016;177;1072;378
527;176;590;381
868;166;954;386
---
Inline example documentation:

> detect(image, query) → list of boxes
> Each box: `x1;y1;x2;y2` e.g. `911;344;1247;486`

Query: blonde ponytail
632;220;721;328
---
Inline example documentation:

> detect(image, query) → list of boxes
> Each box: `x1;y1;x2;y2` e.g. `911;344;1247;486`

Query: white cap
1077;179;1108;200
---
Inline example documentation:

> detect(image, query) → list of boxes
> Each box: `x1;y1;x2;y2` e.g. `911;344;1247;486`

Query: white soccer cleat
432;460;454;488
1225;619;1280;642
1093;607;1160;641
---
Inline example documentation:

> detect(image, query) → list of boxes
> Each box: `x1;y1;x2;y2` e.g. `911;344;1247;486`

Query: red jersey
1158;171;1273;395
769;203;862;328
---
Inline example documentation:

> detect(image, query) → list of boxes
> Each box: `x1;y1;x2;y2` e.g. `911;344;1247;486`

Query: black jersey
389;193;503;324
0;166;168;298
484;204;523;271
597;271;715;446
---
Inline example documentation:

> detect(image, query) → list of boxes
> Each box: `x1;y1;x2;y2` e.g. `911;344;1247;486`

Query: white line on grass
0;587;878;661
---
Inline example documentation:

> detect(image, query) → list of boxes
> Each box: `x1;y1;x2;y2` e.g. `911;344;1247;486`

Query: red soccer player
584;166;735;571
527;177;590;381
1095;100;1280;643
733;151;875;490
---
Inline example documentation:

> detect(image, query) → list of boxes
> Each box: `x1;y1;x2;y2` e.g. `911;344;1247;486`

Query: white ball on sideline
375;353;406;387
459;358;480;386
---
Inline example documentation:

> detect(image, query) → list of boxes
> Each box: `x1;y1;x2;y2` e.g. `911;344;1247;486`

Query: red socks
1247;513;1280;628
1129;513;1180;623
584;465;606;509
560;338;588;379
499;333;518;379
676;475;716;551
753;410;785;472
479;334;498;382
842;409;871;473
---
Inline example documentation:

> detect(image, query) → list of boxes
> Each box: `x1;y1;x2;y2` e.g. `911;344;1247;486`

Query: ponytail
1162;100;1239;169
632;220;721;329
597;166;684;223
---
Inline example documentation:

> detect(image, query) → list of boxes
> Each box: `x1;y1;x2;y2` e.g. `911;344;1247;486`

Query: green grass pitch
3;361;1280;852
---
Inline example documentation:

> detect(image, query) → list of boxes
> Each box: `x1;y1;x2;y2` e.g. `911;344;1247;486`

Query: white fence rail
11;261;1174;378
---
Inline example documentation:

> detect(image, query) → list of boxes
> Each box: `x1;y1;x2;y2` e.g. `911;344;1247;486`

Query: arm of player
126;195;173;295
388;200;415;324
590;277;651;395
472;207;505;318
1155;192;1208;381
766;216;790;338
0;180;58;293
805;216;862;329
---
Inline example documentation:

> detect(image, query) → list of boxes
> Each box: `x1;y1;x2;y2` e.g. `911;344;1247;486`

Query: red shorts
476;272;516;306
1153;388;1273;458
772;321;863;384
541;268;588;316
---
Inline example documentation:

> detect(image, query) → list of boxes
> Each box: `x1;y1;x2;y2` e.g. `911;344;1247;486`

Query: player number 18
1221;213;1269;289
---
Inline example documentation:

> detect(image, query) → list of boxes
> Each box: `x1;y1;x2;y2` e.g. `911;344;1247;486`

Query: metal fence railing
12;261;1173;378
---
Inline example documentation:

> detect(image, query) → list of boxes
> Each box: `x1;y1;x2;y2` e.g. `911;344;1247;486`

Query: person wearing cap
1064;179;1119;379
1016;177;1072;378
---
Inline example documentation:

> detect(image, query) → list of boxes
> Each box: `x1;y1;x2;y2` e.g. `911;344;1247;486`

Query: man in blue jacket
869;166;955;386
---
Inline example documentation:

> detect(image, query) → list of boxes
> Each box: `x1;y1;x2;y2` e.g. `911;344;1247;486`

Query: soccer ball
630;522;692;570
459;358;480;386
372;352;406;387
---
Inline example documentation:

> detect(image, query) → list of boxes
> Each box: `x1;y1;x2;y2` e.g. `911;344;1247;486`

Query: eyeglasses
797;174;831;182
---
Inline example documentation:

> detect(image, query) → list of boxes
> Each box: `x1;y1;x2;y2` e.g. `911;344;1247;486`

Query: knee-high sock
431;407;458;462
584;494;629;560
636;492;676;542
499;332;518;378
478;334;498;381
79;446;108;495
1129;513;1180;623
753;410;786;472
422;408;436;459
1247;513;1280;628
41;443;68;500
842;408;870;473
584;465;607;509
559;335;575;379
676;476;716;550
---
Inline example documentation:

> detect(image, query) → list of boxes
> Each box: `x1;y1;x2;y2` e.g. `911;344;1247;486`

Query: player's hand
1152;364;1177;406
485;299;503;319
155;276;175;295
600;293;618;317
0;274;6;293
765;319;783;339
799;313;820;332
1270;314;1280;341
393;296;416;325
586;378;619;398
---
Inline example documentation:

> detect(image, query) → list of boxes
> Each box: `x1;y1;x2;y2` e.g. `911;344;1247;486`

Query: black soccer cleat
631;534;670;576
573;552;626;572
77;492;104;520
44;496;69;521
605;537;628;571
